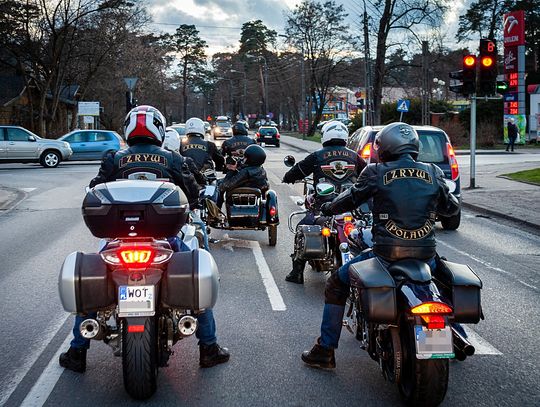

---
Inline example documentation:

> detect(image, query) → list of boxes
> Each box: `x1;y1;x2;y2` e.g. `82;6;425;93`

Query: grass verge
282;131;322;143
502;168;540;185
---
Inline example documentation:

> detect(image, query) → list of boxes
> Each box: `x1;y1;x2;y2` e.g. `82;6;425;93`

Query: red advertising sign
503;11;525;47
504;46;518;72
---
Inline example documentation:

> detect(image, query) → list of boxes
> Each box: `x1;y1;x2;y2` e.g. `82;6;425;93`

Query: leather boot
285;260;304;284
301;338;335;369
59;347;87;373
200;343;230;368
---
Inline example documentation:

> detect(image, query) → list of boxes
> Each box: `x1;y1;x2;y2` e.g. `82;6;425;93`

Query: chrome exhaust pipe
178;316;197;336
452;326;475;361
80;319;102;340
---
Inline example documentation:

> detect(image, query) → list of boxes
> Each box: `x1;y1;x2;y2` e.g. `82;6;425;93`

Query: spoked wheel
268;224;277;246
398;317;449;407
122;317;158;400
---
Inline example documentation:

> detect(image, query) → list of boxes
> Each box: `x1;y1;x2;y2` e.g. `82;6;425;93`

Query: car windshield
417;131;446;163
259;127;277;135
217;121;230;128
173;127;186;136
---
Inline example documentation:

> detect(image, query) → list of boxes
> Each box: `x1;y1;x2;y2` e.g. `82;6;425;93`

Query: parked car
0;125;72;168
255;126;280;147
59;130;125;161
347;124;461;230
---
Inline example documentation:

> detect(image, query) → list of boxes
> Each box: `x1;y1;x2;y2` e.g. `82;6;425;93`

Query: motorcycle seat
387;259;432;283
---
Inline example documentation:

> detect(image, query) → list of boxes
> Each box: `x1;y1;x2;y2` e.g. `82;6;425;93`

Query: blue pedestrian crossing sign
397;99;410;112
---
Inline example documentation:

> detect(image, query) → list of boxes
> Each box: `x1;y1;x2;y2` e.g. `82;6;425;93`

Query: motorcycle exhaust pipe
178;316;198;337
452;326;475;361
80;319;103;340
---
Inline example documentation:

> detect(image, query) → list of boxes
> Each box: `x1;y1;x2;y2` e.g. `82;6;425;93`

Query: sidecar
203;187;279;246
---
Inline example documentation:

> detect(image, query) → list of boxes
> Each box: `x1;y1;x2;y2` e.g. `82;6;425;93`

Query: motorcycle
342;180;482;406
59;180;220;400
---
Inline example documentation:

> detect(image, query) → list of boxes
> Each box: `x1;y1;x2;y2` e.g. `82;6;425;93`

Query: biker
282;120;366;284
217;144;269;206
221;121;255;160
301;122;459;368
180;117;225;174
59;105;230;373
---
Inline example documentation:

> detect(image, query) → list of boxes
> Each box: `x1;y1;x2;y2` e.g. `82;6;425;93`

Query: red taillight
421;315;446;330
447;143;459;181
361;143;371;160
119;249;154;266
343;222;354;237
276;133;280;139
127;325;145;333
256;132;260;138
411;302;453;315
269;206;277;217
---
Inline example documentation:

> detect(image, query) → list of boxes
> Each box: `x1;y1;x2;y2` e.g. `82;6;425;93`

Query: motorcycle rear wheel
268;224;277;246
397;318;449;407
122;317;158;400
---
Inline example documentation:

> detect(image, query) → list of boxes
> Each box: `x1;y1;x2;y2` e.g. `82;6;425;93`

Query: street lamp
245;52;268;119
230;69;247;119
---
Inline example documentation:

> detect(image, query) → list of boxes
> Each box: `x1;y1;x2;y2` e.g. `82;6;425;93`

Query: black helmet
244;144;266;166
374;122;419;162
232;121;248;136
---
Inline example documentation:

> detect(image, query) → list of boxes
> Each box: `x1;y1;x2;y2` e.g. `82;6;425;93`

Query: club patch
182;144;207;151
385;220;433;240
383;168;432;185
321;160;356;180
119;154;167;168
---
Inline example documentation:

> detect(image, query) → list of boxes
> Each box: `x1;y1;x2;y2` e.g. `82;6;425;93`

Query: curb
497;175;540;187
0;187;27;213
280;138;312;153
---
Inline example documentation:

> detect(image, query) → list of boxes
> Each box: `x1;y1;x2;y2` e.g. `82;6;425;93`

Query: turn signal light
321;227;331;237
361;144;371;160
421;315;446;330
411;302;453;315
343;222;355;237
343;215;353;222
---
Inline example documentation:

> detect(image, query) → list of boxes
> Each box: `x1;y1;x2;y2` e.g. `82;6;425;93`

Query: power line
150;22;242;30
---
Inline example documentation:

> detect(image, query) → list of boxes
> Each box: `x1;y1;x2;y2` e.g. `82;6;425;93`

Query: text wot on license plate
414;325;454;359
118;285;155;317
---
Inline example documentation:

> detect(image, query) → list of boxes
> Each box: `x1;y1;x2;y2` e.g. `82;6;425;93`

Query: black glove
320;202;333;216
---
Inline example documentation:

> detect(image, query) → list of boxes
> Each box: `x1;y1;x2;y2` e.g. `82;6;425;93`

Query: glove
320;202;333;216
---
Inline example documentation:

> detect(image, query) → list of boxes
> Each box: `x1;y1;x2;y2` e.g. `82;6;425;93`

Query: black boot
285;260;304;284
200;343;230;368
59;347;87;373
301;339;335;369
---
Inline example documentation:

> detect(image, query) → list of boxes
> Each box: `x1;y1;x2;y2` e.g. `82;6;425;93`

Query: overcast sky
146;0;469;56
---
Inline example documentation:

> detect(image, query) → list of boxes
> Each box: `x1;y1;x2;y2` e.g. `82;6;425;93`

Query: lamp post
230;69;247;119
245;52;268;119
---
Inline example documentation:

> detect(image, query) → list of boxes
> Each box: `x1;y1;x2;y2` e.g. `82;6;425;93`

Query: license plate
265;136;274;139
341;252;351;264
118;285;155;317
414;325;454;359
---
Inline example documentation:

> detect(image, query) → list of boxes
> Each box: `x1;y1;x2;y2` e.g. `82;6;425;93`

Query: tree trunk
182;59;188;122
372;0;392;125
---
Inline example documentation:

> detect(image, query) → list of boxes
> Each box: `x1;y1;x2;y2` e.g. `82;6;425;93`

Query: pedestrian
506;118;519;152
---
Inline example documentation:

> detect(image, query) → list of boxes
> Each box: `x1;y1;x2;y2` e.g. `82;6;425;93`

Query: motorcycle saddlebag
295;225;327;260
82;180;189;238
161;249;219;310
434;259;482;323
58;252;115;314
349;257;397;323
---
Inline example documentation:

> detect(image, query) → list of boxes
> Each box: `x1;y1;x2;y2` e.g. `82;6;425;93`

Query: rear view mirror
28;135;36;142
316;182;336;196
284;155;296;167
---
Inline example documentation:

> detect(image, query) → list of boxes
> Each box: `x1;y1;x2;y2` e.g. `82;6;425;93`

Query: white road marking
222;236;286;311
20;334;72;407
462;326;502;355
20;188;36;192
0;313;69;406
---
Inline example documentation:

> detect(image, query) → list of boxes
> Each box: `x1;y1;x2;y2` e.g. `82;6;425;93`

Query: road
0;143;538;407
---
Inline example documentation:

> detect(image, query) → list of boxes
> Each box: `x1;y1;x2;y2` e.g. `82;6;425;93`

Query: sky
146;0;470;56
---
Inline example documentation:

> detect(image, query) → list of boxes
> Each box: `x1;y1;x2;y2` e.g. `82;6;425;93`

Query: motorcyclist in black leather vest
282;120;366;284
301;122;460;369
180;117;225;174
221;121;255;160
60;106;229;373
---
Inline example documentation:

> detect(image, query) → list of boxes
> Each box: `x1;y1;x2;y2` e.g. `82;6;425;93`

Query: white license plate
341;252;351;264
265;136;274;139
414;325;454;359
118;285;155;317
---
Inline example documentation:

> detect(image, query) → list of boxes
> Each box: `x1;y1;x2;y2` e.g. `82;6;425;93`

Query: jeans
70;236;217;349
319;251;437;349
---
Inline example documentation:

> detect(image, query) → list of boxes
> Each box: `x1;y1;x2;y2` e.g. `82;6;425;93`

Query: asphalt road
0;144;538;407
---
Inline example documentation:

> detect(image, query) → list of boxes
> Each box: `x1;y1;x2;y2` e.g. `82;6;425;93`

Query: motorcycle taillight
343;222;355;237
101;244;173;267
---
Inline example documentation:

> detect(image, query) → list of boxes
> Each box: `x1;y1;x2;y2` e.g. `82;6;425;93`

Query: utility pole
421;41;430;125
469;95;477;188
362;0;372;126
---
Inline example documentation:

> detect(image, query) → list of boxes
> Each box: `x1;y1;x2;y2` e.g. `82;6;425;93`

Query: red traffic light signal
462;55;477;96
481;56;494;67
478;39;497;96
463;55;476;67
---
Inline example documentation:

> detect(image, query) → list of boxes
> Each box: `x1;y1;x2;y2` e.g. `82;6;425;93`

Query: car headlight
63;142;70;148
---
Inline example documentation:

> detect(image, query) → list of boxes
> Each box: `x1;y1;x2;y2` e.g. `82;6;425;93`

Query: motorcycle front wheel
397;317;449;407
122;317;158;400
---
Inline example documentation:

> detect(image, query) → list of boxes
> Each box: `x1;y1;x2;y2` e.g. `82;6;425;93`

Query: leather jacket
326;154;458;261
180;135;225;172
89;143;202;208
221;135;256;158
219;166;269;193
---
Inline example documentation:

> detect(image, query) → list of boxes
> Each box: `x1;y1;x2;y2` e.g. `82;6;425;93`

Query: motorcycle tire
397;317;449;407
122;317;158;400
268;224;277;246
440;209;461;230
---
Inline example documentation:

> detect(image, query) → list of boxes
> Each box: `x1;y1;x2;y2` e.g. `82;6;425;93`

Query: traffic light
462;55;477;96
448;70;464;94
478;39;497;96
496;80;509;94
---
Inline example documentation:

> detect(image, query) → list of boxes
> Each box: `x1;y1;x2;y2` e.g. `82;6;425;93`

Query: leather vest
112;144;179;181
312;146;359;190
221;135;255;157
180;136;213;169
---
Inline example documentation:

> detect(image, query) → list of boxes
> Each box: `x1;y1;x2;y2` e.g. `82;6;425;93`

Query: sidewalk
280;135;540;233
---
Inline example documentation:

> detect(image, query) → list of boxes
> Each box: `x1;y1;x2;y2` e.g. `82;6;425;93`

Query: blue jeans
70;236;217;349
319;251;437;349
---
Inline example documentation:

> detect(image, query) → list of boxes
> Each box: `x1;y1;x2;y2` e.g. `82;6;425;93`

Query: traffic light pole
469;94;477;189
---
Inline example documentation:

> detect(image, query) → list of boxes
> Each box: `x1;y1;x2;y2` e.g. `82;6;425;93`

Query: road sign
77;101;100;116
396;99;410;112
124;77;138;91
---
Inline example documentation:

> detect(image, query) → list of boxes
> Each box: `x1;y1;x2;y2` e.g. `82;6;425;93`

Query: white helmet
163;128;181;152
124;105;166;146
185;117;205;137
321;120;349;145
